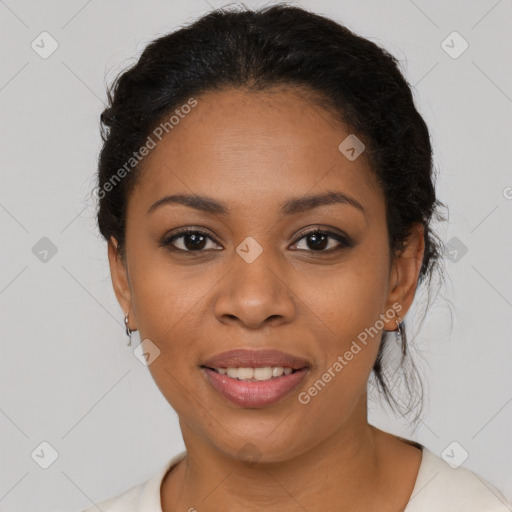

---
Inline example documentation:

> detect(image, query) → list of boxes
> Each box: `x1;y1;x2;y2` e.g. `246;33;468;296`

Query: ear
383;223;425;329
107;236;136;330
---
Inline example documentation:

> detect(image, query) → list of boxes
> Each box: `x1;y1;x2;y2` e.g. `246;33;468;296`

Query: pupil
308;233;327;250
185;233;206;250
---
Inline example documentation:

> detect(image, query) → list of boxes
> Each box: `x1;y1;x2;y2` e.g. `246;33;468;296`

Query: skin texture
108;86;425;511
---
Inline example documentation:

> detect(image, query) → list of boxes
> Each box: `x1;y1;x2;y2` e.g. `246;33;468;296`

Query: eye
160;227;352;254
291;228;352;253
160;228;222;252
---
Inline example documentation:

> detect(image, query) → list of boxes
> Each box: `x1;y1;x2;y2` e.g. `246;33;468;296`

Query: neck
162;402;393;511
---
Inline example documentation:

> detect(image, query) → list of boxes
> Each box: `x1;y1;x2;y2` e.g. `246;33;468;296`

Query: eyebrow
147;190;365;217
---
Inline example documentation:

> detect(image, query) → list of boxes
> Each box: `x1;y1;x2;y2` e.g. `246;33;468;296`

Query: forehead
130;86;383;219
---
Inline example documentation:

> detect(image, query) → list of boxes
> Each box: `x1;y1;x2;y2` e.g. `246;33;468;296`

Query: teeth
216;366;295;381
273;367;284;377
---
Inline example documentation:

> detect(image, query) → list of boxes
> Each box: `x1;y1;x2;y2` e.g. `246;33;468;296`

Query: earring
395;315;406;357
124;313;132;347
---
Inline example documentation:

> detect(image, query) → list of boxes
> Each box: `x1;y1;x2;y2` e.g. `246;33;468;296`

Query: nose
213;252;296;330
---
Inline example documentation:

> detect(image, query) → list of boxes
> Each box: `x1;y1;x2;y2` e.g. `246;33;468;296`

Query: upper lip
201;349;310;369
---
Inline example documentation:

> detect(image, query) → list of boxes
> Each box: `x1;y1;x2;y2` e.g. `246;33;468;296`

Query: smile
201;366;309;408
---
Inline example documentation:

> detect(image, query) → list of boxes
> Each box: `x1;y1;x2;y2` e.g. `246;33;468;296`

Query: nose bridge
237;239;279;296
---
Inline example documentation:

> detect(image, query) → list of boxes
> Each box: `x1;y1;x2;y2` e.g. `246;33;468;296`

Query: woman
84;3;511;511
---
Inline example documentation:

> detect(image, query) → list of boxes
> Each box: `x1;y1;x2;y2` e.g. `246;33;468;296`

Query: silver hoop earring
124;313;133;347
395;315;406;356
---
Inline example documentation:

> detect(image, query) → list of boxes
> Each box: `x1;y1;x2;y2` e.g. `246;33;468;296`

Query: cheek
298;241;390;391
128;242;207;339
128;255;207;410
295;276;388;429
300;246;389;346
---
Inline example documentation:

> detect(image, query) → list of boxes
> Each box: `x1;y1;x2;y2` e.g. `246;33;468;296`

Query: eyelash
159;227;352;254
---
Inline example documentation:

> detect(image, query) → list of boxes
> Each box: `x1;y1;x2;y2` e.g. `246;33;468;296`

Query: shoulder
80;482;145;512
80;451;187;512
406;445;512;512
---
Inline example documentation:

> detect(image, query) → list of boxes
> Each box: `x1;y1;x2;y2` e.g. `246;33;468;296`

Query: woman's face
109;86;424;462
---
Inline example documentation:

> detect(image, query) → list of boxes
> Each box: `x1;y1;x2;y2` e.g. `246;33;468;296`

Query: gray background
1;0;511;510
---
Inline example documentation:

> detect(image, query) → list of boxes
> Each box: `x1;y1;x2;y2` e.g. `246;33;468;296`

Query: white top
81;446;512;511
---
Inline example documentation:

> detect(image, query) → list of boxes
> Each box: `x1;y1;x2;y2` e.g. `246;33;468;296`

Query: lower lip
201;367;309;408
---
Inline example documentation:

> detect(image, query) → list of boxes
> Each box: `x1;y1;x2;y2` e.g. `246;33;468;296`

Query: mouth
200;348;310;372
200;366;309;408
199;348;310;408
200;365;304;382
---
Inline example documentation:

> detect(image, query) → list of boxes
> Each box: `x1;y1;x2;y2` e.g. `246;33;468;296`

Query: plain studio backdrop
1;0;511;510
